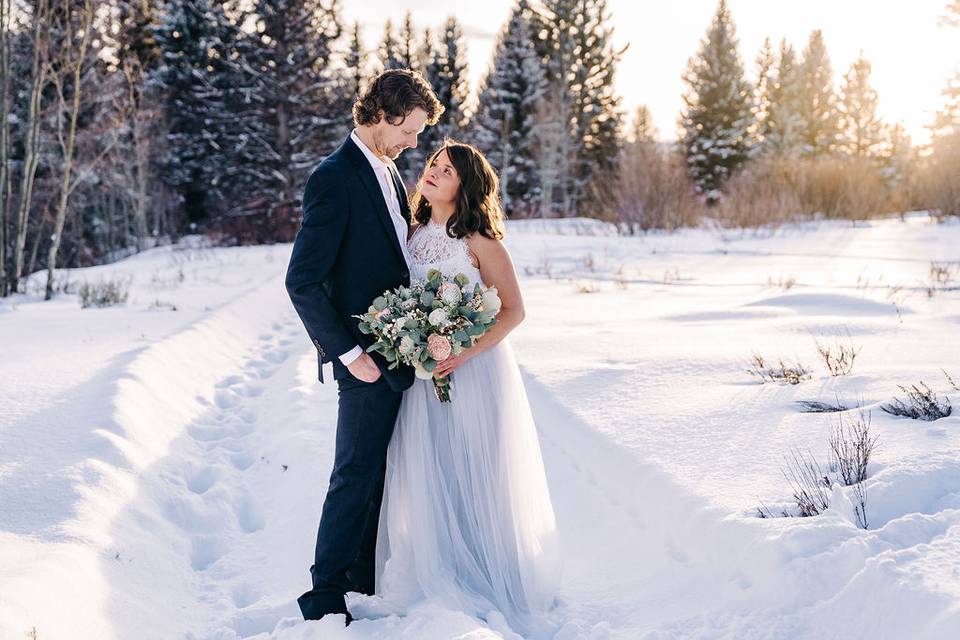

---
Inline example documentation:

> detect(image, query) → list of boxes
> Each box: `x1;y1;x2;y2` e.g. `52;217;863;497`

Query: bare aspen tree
0;0;12;296
44;0;94;300
122;59;150;249
13;0;50;291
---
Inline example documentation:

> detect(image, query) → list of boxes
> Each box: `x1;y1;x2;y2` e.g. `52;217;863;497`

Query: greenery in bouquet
354;269;501;402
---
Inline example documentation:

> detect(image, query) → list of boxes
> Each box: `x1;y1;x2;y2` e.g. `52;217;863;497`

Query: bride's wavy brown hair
411;140;505;241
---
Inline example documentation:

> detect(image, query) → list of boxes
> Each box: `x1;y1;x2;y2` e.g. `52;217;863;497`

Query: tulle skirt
375;338;562;638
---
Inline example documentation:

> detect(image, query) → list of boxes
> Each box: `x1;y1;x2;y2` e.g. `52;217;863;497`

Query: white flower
428;308;448;327
392;318;407;333
439;282;462;304
414;362;433;380
398;335;415;356
481;288;501;313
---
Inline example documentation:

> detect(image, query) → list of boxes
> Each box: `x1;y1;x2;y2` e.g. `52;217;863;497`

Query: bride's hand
433;351;471;378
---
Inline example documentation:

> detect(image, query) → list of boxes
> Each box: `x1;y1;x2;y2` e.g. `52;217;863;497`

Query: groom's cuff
339;345;363;366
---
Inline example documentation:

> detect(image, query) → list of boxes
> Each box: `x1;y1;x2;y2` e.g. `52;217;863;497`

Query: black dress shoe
298;589;354;624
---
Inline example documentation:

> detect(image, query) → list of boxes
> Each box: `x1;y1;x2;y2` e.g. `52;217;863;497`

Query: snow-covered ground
2;213;959;639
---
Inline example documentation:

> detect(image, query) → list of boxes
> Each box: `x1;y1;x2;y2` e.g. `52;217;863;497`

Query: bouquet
354;269;501;402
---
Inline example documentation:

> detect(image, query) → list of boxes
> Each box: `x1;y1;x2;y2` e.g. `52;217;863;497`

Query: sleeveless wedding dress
374;220;563;637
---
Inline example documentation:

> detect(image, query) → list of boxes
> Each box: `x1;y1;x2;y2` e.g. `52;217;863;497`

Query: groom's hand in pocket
347;352;382;383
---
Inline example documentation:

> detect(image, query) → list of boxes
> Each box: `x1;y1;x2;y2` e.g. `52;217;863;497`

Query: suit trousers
297;375;403;619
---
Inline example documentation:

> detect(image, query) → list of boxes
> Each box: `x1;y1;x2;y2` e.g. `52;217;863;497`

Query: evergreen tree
839;52;883;158
153;0;241;225
762;39;804;157
752;37;775;152
393;26;439;185
113;0;161;74
931;73;960;143
797;30;839;157
345;20;366;100
429;16;469;142
398;11;419;71
679;0;754;202
535;0;624;216
932;0;960;142
412;15;469;181
926;0;960;216
228;0;349;241
471;0;545;216
630;105;657;143
878;121;912;193
378;19;402;70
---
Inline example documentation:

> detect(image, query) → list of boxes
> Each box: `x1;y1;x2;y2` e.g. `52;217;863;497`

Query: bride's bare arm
432;234;524;378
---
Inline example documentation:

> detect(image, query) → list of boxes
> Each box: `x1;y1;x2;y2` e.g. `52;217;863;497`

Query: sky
341;0;960;145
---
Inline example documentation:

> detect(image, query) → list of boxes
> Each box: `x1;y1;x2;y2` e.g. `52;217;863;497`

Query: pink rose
427;333;452;361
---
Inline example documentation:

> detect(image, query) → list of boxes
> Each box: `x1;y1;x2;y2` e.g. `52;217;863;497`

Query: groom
285;69;444;623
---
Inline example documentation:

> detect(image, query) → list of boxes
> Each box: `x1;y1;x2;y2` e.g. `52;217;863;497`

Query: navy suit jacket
285;134;415;393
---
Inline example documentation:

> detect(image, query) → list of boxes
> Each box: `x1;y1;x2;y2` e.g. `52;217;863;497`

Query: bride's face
420;150;460;206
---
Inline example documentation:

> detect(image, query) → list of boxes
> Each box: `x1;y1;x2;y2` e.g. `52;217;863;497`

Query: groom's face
375;108;429;160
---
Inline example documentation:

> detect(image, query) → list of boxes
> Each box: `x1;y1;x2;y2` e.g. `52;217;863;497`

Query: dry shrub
714;155;901;227
792;156;892;220
748;353;812;385
79;278;131;308
713;156;803;227
916;132;960;220
816;335;861;376
881;381;953;421
829;409;877;486
615;142;703;232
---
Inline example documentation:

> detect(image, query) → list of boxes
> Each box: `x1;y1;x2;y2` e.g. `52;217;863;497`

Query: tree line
622;0;960;231
0;0;958;298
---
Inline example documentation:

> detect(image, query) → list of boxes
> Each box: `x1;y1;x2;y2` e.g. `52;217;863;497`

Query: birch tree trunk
13;0;50;290
44;0;93;300
0;0;12;296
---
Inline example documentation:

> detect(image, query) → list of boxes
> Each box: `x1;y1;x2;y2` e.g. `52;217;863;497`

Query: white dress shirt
339;129;412;367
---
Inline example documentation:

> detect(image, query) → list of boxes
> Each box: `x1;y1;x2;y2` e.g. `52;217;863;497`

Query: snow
2;212;959;639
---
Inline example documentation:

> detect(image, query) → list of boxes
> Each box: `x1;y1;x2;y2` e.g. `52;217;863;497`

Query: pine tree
228;0;349;241
926;0;960;216
412;14;469;179
752;37;775;152
113;0;161;74
536;0;624;216
378;19;402;70
471;0;545;216
345;20;366;100
932;0;960;142
153;0;241;224
679;0;754;202
430;16;469;142
393;26;438;185
878;121;912;193
762;39;804;157
797;30;839;157
839;52;883;158
931;74;960;143
569;0;623;216
630;105;657;143
398;11;419;71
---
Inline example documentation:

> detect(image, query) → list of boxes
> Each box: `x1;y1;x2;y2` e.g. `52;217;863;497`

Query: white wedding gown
374;220;563;637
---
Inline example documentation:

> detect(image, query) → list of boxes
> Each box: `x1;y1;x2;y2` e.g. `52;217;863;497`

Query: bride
373;140;562;637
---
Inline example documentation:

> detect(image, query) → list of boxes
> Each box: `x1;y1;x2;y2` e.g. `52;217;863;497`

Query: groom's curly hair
353;69;444;127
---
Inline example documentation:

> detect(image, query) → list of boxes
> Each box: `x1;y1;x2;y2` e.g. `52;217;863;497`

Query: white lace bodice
407;220;482;287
